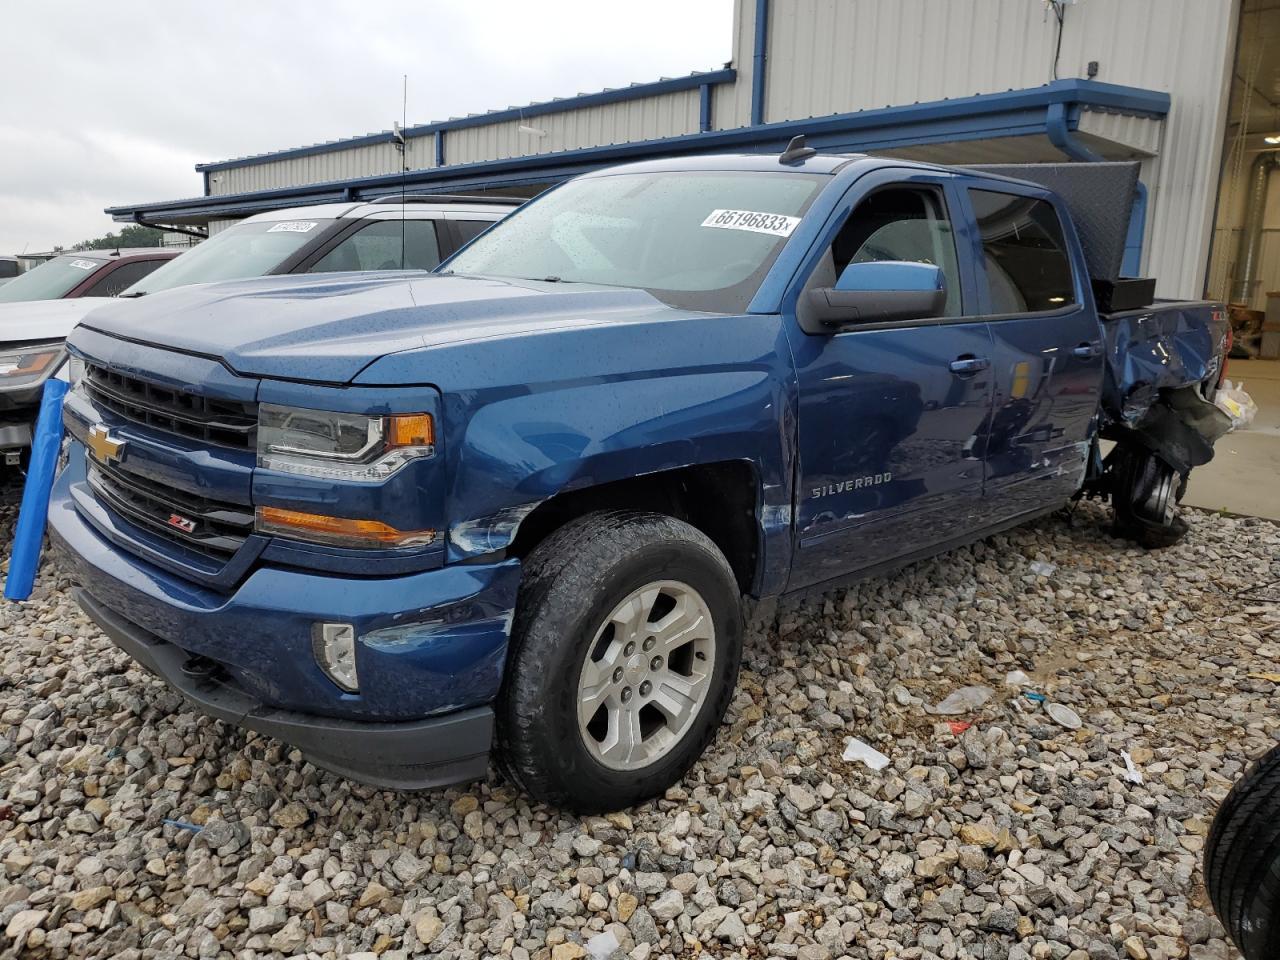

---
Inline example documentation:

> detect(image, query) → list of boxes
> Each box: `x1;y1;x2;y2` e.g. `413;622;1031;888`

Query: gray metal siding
446;90;701;165
760;0;1238;297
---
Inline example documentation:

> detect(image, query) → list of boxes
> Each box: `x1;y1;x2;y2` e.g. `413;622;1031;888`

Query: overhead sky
0;1;734;254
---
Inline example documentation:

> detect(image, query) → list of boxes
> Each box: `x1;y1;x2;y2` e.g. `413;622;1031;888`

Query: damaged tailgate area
1085;300;1233;544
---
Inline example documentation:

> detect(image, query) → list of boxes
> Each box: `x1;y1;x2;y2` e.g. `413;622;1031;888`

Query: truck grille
83;362;257;450
87;462;253;560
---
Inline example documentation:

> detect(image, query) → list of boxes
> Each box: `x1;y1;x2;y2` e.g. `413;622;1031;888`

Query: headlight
257;403;434;481
0;342;64;390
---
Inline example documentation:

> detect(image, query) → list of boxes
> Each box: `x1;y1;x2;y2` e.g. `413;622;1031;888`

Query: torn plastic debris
948;721;972;736
586;930;620;960
162;818;203;834
1121;750;1144;784
929;685;994;715
1023;691;1047;704
1029;560;1057;577
1046;703;1082;730
1214;379;1258;431
842;737;891;770
1005;670;1032;687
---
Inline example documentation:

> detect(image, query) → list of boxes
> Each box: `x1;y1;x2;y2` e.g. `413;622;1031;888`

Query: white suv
0;195;519;463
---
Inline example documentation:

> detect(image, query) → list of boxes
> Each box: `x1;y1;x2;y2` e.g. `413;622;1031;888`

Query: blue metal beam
111;80;1172;224
751;0;769;126
195;68;737;173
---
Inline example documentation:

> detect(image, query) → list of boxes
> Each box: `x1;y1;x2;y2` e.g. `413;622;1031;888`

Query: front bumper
49;462;522;789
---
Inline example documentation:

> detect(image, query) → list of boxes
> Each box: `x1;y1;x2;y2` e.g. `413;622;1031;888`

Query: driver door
786;171;996;590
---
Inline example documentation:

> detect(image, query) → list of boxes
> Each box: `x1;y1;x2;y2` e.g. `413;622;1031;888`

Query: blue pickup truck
46;148;1229;811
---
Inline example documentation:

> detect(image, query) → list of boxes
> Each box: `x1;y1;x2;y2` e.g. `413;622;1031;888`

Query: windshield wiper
118;291;147;298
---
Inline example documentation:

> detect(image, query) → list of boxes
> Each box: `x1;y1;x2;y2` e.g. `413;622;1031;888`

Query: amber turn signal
256;506;436;549
389;413;433;448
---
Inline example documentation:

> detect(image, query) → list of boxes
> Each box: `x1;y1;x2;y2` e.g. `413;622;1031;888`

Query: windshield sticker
701;209;801;238
267;221;319;234
69;259;98;270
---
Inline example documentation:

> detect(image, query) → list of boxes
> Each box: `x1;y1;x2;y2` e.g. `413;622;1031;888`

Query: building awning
107;79;1169;228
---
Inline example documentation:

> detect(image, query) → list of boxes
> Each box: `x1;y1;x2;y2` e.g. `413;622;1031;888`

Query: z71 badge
811;473;892;498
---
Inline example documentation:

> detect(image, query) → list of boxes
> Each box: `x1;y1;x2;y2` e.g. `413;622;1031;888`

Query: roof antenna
779;134;816;165
393;75;409;269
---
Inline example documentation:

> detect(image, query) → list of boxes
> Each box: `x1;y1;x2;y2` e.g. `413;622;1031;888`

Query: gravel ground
0;472;1278;960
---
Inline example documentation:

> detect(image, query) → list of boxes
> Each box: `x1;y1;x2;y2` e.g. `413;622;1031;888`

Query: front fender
357;312;798;594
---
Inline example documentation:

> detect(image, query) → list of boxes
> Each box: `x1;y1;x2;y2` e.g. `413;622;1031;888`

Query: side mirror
808;261;946;329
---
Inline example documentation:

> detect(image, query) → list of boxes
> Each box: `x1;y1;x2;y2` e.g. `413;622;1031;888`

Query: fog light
313;622;358;693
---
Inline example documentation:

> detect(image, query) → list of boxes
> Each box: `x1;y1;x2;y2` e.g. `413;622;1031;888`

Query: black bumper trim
74;588;493;790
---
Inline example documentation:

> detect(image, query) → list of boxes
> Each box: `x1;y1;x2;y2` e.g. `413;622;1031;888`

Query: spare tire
1204;743;1280;960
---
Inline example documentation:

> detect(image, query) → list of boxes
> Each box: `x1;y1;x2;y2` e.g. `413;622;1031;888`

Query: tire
1205;743;1280;960
1109;445;1189;548
496;510;743;812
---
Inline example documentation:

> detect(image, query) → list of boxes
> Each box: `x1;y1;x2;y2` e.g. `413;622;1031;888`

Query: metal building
108;0;1253;303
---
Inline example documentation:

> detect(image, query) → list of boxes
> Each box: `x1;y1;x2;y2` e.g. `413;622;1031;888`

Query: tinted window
82;259;166;297
454;219;497;245
969;190;1074;313
0;255;103;302
308;220;441;273
444;171;824;314
831;187;962;317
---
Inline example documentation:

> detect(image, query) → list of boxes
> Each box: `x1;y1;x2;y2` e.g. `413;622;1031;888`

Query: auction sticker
267;221;319;234
701;209;800;237
69;259;97;270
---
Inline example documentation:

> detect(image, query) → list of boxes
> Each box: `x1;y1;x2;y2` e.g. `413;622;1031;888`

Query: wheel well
509;461;761;594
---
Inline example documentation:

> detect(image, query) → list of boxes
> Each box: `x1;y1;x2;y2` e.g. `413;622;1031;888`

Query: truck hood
0;297;109;344
76;272;699;383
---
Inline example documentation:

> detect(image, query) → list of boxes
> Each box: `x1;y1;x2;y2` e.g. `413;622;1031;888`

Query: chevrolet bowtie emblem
86;424;126;464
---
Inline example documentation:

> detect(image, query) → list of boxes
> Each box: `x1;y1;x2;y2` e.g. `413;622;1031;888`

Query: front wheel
496;511;742;812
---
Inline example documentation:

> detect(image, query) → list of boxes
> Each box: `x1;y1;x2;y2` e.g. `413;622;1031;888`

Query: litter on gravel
928;684;994;715
841;736;891;770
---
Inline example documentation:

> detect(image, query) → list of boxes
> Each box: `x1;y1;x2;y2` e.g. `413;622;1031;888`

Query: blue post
751;0;769;126
4;379;68;601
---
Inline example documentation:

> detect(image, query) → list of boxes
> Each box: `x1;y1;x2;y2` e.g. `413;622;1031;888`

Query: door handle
1072;342;1102;359
949;355;990;376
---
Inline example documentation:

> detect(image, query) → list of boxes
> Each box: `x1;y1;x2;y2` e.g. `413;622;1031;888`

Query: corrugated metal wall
760;0;1238;298
446;90;700;165
202;0;1238;299
208;91;700;197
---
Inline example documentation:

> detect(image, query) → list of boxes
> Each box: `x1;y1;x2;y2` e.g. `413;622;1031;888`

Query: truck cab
47;151;1228;811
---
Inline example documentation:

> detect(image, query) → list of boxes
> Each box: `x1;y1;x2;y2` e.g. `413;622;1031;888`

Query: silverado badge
86;424;126;465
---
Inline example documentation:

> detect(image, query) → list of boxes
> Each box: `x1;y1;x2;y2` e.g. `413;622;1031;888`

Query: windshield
442;171;825;313
0;255;103;302
124;218;336;295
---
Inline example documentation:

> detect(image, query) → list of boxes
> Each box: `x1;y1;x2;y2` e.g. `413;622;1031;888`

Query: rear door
958;183;1104;517
786;168;996;589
